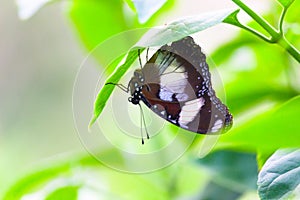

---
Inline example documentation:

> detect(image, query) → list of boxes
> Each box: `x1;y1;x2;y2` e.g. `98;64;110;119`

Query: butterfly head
128;70;146;105
128;96;140;105
128;84;143;105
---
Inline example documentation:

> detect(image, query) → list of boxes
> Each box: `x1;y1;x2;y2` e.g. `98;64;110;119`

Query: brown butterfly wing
138;36;233;134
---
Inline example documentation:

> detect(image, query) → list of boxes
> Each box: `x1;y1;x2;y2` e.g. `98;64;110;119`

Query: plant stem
278;8;287;34
231;0;300;63
278;36;300;63
232;0;280;42
239;24;270;43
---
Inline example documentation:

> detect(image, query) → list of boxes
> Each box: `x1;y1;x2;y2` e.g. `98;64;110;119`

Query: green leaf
3;166;68;200
69;0;136;64
198;181;243;200
218;95;300;152
3;149;173;199
226;77;294;114
258;148;300;200
16;0;53;20
211;32;295;114
68;0;174;67
45;186;79;200
277;0;295;9
89;49;142;126
172;163;209;198
132;0;168;23
198;150;258;191
136;9;237;47
2;154;97;200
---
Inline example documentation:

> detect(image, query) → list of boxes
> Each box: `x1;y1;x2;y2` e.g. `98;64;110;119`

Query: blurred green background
1;0;299;199
0;0;85;194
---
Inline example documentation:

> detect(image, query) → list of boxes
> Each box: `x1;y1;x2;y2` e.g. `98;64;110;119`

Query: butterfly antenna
138;49;143;70
105;82;129;93
139;103;150;140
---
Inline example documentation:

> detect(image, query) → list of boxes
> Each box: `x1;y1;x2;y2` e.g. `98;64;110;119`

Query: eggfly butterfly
108;36;233;143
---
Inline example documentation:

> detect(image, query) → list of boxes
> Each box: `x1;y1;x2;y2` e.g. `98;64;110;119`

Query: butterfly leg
105;82;129;93
138;103;145;144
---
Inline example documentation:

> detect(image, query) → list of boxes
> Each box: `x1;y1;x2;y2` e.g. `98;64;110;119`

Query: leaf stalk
229;0;300;62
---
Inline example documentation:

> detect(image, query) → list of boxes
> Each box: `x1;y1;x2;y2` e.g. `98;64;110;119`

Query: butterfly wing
140;36;232;134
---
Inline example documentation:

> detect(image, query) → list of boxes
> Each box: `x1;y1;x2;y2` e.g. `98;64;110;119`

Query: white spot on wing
159;88;174;101
211;119;223;133
176;93;188;101
159;64;188;102
178;98;205;127
170;119;177;124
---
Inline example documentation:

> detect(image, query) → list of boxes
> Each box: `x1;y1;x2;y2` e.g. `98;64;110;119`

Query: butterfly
107;36;233;144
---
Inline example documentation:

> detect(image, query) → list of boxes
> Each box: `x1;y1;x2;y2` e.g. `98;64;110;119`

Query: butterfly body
128;36;233;134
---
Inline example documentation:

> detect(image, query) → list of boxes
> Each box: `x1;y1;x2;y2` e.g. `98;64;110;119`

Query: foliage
68;0;174;66
8;0;300;200
258;148;300;200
